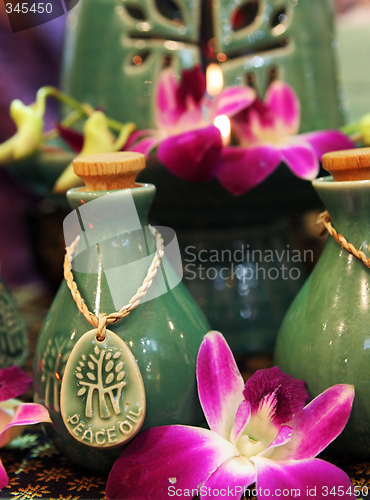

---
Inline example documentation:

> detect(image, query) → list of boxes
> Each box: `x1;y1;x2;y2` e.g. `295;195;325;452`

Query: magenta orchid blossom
216;81;354;195
128;65;256;182
0;366;51;489
107;331;355;500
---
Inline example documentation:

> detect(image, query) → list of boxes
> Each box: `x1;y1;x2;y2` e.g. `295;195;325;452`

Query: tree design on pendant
61;329;146;448
75;346;126;419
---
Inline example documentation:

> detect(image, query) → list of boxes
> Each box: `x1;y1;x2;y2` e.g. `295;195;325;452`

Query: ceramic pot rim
313;176;370;190
66;182;155;200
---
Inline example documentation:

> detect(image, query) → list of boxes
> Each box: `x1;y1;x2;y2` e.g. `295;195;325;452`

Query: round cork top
73;152;146;191
322;148;370;181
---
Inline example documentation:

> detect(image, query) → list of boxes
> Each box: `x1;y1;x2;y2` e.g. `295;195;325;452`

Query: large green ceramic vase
62;0;345;132
33;153;210;472
274;149;370;459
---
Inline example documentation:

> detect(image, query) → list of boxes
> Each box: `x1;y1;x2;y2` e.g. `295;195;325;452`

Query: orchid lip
237;434;266;458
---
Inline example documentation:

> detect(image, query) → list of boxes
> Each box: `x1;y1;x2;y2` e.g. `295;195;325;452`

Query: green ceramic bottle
33;152;210;471
274;148;370;459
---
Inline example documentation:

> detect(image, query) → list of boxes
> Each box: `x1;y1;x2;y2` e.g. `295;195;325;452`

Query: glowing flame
206;63;224;96
214;115;231;145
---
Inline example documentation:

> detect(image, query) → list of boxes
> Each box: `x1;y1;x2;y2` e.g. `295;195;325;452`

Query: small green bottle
275;148;370;459
33;152;210;471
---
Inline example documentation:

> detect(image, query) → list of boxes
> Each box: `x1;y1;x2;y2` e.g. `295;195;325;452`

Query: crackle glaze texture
275;176;370;459
33;183;209;472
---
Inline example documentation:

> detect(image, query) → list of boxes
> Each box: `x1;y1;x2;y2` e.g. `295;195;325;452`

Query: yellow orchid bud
54;111;135;193
360;113;370;147
0;100;43;165
81;111;118;155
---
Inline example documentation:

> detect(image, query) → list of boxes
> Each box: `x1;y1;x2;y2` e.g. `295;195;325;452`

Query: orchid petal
54;112;136;193
264;425;292;453
176;65;206;110
56;123;84;153
269;385;354;462
156;67;205;132
157;126;222;183
53;162;83;194
265;81;300;135
231;102;274;147
125;129;157;150
0;407;14;432
0;401;22;448
201;456;256;499
197;331;244;439
0;459;8;490
279;142;320;180
0;402;51;448
360;113;370;146
7;99;43;162
300;130;355;160
155;69;180;128
80;111;116;154
253;457;355;500
130;136;162;158
113;122;136;151
212;86;256;120
106;425;238;500
243;366;309;425
231;401;251;444
175;107;204;132
217;146;281;195
0;99;43;164
0;367;32;402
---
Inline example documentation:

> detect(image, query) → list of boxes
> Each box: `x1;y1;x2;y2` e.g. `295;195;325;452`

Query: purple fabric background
0;7;65;286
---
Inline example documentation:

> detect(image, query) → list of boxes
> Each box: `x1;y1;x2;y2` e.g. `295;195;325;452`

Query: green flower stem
340;121;361;135
36;86;129;133
43;109;85;141
62;109;86;128
348;132;362;143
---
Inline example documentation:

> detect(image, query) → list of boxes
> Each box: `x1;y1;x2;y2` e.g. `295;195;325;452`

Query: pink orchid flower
0;366;51;489
107;331;355;500
128;65;256;182
217;81;355;195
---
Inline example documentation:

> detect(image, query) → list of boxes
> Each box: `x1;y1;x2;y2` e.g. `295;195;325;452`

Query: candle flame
206;63;224;96
214;115;231;145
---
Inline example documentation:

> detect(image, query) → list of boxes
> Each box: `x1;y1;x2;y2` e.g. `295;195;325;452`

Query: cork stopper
322;148;370;181
73;152;146;191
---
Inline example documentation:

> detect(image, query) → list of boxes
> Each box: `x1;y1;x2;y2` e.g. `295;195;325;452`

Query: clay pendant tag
61;329;146;448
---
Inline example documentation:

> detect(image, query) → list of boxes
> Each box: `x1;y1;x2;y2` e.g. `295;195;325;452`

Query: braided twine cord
317;210;370;269
64;225;164;341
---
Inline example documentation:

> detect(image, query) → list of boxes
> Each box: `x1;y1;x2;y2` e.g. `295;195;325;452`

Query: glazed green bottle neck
314;177;370;249
66;184;155;227
65;184;156;272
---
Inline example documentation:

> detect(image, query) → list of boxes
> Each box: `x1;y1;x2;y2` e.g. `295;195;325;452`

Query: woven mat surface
1;430;370;500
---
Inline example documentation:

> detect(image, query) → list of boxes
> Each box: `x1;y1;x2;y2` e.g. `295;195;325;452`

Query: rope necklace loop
64;225;164;341
317;210;370;268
